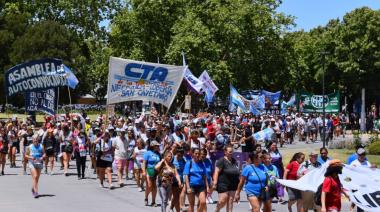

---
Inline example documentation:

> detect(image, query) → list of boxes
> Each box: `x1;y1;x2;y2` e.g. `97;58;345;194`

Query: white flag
106;57;186;108
199;70;218;95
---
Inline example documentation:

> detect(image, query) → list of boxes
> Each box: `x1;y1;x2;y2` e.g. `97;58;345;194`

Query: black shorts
96;159;112;168
46;151;55;157
217;184;238;193
11;142;18;148
189;185;205;194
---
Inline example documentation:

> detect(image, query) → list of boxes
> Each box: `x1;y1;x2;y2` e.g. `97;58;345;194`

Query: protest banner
5;58;68;96
25;89;56;115
277;163;380;212
199;70;218;95
107;104;115;117
106;57;186;108
298;91;340;113
184;95;191;110
184;68;203;93
262;90;281;104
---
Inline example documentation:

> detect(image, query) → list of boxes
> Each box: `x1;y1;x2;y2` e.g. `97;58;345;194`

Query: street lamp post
320;51;328;148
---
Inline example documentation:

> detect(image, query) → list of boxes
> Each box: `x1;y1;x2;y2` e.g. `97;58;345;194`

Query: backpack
315;177;331;206
314;183;323;206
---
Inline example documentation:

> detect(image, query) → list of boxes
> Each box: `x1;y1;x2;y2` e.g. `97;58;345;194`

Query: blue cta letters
125;63;168;82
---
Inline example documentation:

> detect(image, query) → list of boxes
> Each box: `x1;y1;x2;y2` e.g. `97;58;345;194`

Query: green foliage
368;141;380;155
111;0;295;98
1;1;380;108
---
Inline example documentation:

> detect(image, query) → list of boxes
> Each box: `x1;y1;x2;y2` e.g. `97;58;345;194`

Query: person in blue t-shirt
235;152;268;212
171;147;187;211
317;147;332;165
142;140;161;207
347;144;367;164
184;148;208;212
201;148;214;204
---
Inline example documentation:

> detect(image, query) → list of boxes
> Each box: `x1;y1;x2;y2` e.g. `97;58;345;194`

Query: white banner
184;68;203;93
277;163;380;211
199;70;218;95
107;57;186;108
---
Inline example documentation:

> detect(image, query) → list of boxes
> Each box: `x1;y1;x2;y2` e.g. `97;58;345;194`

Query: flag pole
5;96;9;119
56;88;60;114
67;86;72;112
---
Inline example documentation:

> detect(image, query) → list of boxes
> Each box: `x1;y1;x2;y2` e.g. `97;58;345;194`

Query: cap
357;148;366;155
127;126;134;131
309;150;318;156
328;159;343;167
150;140;160;146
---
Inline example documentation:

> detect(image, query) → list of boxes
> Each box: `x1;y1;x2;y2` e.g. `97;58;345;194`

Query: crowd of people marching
0;111;375;212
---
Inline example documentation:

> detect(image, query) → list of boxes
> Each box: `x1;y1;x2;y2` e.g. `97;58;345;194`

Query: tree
111;0;294;99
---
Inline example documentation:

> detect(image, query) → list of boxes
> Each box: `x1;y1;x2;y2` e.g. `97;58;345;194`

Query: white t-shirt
350;159;371;167
134;146;147;164
112;136;128;160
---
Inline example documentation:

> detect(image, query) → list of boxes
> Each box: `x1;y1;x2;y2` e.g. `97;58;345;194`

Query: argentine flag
230;85;246;111
62;65;79;89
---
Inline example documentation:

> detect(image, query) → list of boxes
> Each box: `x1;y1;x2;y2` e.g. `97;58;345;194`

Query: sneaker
207;196;214;204
138;187;143;192
50;171;54;176
99;183;104;188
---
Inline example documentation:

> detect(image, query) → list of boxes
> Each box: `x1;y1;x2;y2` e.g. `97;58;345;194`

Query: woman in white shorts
133;138;146;191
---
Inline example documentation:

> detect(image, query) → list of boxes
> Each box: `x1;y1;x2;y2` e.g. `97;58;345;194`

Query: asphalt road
0;137;353;212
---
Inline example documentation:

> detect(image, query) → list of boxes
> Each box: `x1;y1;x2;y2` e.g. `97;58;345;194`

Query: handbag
96;140;104;159
251;165;267;201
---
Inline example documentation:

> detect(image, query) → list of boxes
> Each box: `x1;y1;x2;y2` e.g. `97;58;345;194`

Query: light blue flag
249;102;261;115
281;101;288;115
262;90;281;104
63;65;79;89
251;94;265;110
228;101;237;112
253;128;274;141
230;85;246;111
287;94;296;106
182;51;186;66
204;89;214;105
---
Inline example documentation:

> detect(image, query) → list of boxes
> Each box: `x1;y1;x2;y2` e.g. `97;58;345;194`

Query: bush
368;141;380;155
329;140;355;150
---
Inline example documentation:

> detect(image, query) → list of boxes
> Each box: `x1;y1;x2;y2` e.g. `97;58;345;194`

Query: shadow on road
36;194;56;198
